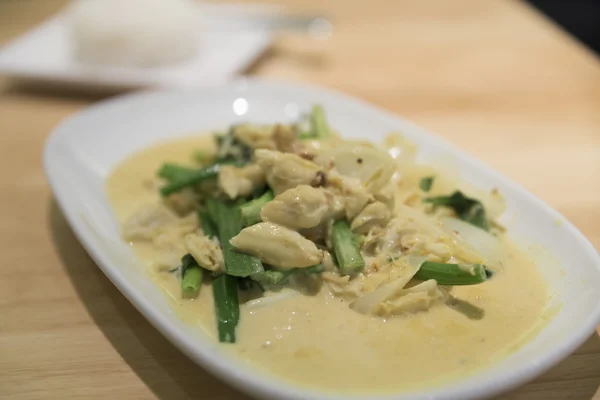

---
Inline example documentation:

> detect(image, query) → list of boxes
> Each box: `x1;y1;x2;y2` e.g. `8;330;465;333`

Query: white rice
67;0;200;67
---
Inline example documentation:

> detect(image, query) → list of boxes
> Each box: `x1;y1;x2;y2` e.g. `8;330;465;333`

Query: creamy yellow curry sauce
106;136;550;394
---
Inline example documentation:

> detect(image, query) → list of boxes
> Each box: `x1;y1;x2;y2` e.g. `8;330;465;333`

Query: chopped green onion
332;220;365;275
180;254;204;298
204;196;219;222
303;264;325;274
446;296;485;320
192;149;213;165
212;273;240;343
240;191;274;226
157;163;198;182
206;198;265;277
182;268;203;298
310;104;331;138
415;262;490;285
198;210;218;239
180;253;197;278
250;263;325;290
159;164;220;197
251;270;294;289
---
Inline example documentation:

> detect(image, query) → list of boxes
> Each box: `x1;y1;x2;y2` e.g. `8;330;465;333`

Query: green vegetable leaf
207;198;265;277
198;210;218;239
303;264;325;274
250;264;325;290
419;176;435;192
159;164;220;197
212;273;240;343
424;190;489;230
215;126;253;164
157;163;198;182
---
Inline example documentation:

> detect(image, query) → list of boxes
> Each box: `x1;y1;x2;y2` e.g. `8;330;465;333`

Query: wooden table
1;0;599;399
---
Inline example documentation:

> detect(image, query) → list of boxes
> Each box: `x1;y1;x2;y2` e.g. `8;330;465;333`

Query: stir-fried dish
106;106;550;393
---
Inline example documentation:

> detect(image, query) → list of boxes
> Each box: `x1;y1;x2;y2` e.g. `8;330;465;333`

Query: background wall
527;0;600;54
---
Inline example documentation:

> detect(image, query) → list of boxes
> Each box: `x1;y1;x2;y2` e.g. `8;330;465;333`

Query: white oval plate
43;78;600;400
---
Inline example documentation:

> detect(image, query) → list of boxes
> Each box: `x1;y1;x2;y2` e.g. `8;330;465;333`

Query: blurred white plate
0;3;276;90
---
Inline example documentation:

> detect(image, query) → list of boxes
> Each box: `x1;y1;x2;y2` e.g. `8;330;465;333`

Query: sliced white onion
350;255;426;314
442;217;507;268
314;142;395;193
382;206;485;265
404;254;429;270
402;279;438;294
244;289;299;310
383;133;417;164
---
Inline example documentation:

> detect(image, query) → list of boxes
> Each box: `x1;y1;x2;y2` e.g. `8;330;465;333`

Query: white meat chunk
229;222;323;269
260;185;330;230
379;206;485;264
371;280;445;317
254;149;323;195
322;272;363;300
150;212;198;254
123;203;179;241
163;188;198;216
373;182;396;212
232;124;297;153
350;201;392;234
218;163;265;199
325;171;371;220
349;257;422;314
232;124;277;150
272;124;296;153
183;232;225;272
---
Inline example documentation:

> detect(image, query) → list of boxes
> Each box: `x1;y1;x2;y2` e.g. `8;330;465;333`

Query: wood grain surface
1;0;599;399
